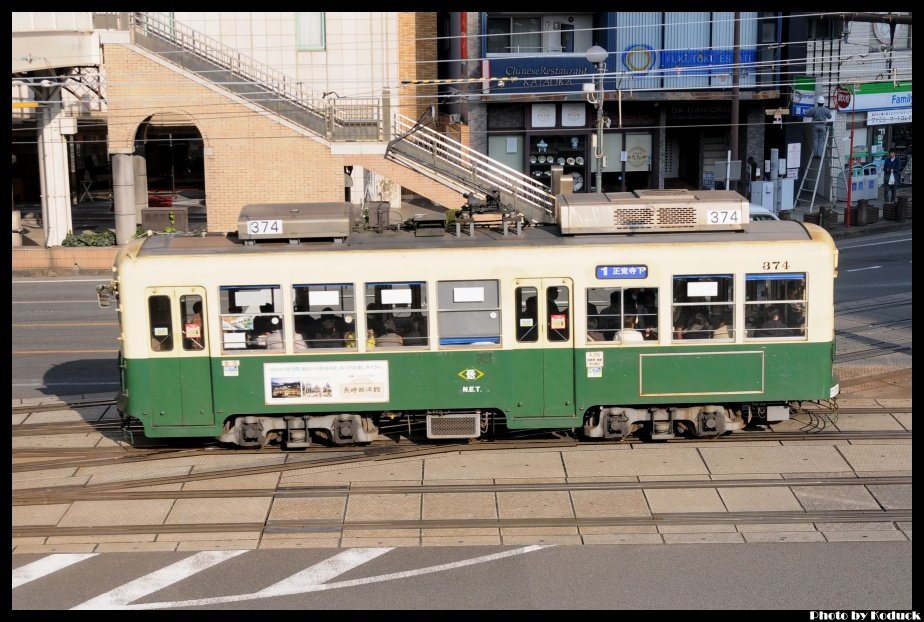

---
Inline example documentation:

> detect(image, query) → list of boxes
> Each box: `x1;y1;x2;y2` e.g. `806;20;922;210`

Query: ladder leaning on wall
794;126;848;214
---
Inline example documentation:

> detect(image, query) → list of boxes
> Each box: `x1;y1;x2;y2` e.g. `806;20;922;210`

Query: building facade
439;12;780;194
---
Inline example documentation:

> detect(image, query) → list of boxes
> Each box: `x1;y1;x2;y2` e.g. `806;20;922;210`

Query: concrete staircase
120;12;556;222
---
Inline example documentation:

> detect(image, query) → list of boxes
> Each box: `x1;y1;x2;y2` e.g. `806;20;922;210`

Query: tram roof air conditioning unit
557;189;749;234
237;202;352;244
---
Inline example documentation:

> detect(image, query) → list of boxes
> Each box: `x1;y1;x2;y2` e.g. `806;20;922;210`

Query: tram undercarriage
217;403;792;448
582;403;791;440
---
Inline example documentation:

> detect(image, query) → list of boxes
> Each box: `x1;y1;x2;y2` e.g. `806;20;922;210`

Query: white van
749;206;780;221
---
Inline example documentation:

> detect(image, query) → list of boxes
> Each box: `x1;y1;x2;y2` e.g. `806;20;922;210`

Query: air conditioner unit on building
448;113;462;123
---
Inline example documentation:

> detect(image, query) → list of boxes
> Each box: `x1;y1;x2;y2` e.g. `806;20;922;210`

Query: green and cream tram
100;190;839;447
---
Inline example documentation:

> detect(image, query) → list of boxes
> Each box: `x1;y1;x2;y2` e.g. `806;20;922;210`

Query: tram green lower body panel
573;342;835;412
120;341;835;438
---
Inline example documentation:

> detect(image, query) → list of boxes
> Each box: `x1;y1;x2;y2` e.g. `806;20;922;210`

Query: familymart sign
836;81;912;112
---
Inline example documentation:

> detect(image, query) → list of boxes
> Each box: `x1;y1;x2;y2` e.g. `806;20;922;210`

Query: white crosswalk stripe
13;554;97;589
71;550;248;610
16;545;550;610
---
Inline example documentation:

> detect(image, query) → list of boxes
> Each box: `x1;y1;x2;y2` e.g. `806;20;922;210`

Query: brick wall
398;13;438;121
103;43;463;231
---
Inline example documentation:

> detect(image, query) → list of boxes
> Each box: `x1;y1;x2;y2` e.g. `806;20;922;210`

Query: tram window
365;282;428;348
148;295;174;352
516;287;538;342
672;275;734;341
219;285;284;352
586;287;659;343
547;286;570;342
437;280;500;347
180;295;205;351
293;284;356;350
744;273;807;339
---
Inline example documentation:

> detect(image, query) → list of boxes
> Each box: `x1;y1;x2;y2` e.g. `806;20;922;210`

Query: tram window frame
546;285;570;342
515;286;539;342
671;275;735;342
148;294;174;352
586;287;659;343
744;273;807;340
292;283;357;351
437;280;501;347
218;285;284;353
364;281;429;349
180;294;205;351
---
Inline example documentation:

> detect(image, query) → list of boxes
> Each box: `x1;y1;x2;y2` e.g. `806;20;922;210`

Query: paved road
13;542;913;610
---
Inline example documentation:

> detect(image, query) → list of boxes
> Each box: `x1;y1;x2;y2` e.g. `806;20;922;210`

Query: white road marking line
845;265;882;273
13;554;98;589
12;381;120;387
119;545;550;609
839;237;911;250
253;547;393;596
71;550;248;610
13;279;113;284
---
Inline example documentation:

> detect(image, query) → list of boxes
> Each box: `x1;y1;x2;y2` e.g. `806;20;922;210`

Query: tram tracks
12;424;912;473
12;472;912;540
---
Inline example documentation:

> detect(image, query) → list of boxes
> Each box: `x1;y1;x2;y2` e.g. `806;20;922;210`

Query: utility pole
730;12;740;193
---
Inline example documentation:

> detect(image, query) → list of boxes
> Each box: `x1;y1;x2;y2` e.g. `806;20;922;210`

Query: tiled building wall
398;12;438;121
105;44;353;232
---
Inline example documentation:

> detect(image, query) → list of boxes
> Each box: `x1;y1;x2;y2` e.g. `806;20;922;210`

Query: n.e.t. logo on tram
458;368;484;381
458;368;484;393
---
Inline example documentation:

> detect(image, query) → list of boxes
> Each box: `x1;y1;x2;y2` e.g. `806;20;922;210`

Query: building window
486;16;541;54
297;12;326;50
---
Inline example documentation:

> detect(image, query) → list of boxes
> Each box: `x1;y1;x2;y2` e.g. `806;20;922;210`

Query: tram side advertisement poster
264;361;390;405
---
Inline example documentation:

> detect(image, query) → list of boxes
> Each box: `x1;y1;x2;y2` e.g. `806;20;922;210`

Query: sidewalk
787;185;912;240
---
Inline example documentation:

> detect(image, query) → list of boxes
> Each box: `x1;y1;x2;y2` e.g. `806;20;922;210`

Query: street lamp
585;45;608;193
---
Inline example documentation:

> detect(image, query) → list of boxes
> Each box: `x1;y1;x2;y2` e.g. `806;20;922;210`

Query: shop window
529;134;587;191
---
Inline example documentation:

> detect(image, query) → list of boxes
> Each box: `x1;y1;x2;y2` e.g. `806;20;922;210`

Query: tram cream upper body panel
114;221;837;359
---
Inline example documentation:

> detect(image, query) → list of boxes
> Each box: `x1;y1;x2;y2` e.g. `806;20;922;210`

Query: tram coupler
284;416;310;449
649;408;675;440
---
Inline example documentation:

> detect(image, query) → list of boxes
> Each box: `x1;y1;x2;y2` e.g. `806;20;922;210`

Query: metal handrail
129;12;381;140
391;115;555;215
123;12;554;216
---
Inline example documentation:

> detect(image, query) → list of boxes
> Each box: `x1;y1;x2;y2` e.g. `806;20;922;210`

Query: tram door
146;286;214;427
511;278;576;418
